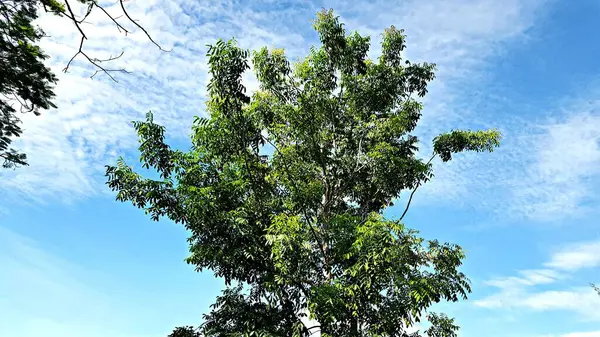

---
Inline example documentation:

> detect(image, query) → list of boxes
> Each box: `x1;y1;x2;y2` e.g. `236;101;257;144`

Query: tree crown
106;9;501;337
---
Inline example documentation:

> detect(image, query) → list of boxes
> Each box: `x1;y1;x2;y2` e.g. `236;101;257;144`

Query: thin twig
10;93;33;113
93;2;129;34
118;0;172;52
76;3;93;24
91;50;126;63
63;36;84;73
63;36;130;82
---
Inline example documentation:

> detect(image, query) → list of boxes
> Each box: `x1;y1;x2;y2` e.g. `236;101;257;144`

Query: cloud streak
415;85;600;222
6;0;588;226
562;332;600;337
545;240;600;271
474;238;600;321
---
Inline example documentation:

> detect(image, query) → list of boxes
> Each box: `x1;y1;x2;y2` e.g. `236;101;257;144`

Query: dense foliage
106;10;501;337
168;326;202;337
0;0;62;168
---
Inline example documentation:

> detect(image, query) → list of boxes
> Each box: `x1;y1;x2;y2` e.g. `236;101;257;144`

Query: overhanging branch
60;0;171;81
399;153;436;222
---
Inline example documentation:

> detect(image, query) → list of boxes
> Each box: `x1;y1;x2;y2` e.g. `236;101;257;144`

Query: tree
106;9;501;337
1;0;165;168
168;326;202;337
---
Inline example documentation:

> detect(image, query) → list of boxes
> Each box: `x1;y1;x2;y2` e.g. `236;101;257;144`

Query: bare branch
93;2;129;34
63;35;84;73
92;50;126;63
63;0;87;39
63;35;130;82
58;0;170;81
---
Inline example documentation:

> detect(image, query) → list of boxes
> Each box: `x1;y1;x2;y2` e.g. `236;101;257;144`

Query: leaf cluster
0;0;60;168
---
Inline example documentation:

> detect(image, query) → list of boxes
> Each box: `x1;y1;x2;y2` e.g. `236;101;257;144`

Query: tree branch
63;0;87;39
63;35;130;82
398;153;436;222
75;3;93;24
261;134;330;275
93;2;128;34
118;0;172;52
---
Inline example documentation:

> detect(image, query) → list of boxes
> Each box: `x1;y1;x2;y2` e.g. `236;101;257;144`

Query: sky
1;0;600;336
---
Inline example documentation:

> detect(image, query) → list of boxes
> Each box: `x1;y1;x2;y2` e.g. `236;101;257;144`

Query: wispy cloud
485;269;564;289
10;0;597;225
416;86;600;222
509;109;600;220
5;0;596;224
0;0;550;208
526;332;600;337
544;240;600;271
561;332;600;337
474;239;600;321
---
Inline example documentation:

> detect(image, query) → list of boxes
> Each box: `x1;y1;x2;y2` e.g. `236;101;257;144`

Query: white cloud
562;332;600;337
416;90;600;222
545;241;600;271
474;239;600;321
5;0;598;224
519;289;599;312
485;269;563;289
13;1;599;224
511;111;600;220
474;287;600;321
528;331;600;337
0;0;549;205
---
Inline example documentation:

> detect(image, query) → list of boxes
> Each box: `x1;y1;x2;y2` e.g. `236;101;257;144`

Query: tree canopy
168;326;202;337
106;9;501;337
0;0;164;168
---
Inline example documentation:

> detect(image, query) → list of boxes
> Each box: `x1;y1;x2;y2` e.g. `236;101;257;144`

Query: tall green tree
106;10;501;337
0;0;164;168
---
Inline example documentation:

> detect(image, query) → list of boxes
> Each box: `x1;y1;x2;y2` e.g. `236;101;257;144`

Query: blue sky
2;0;600;336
